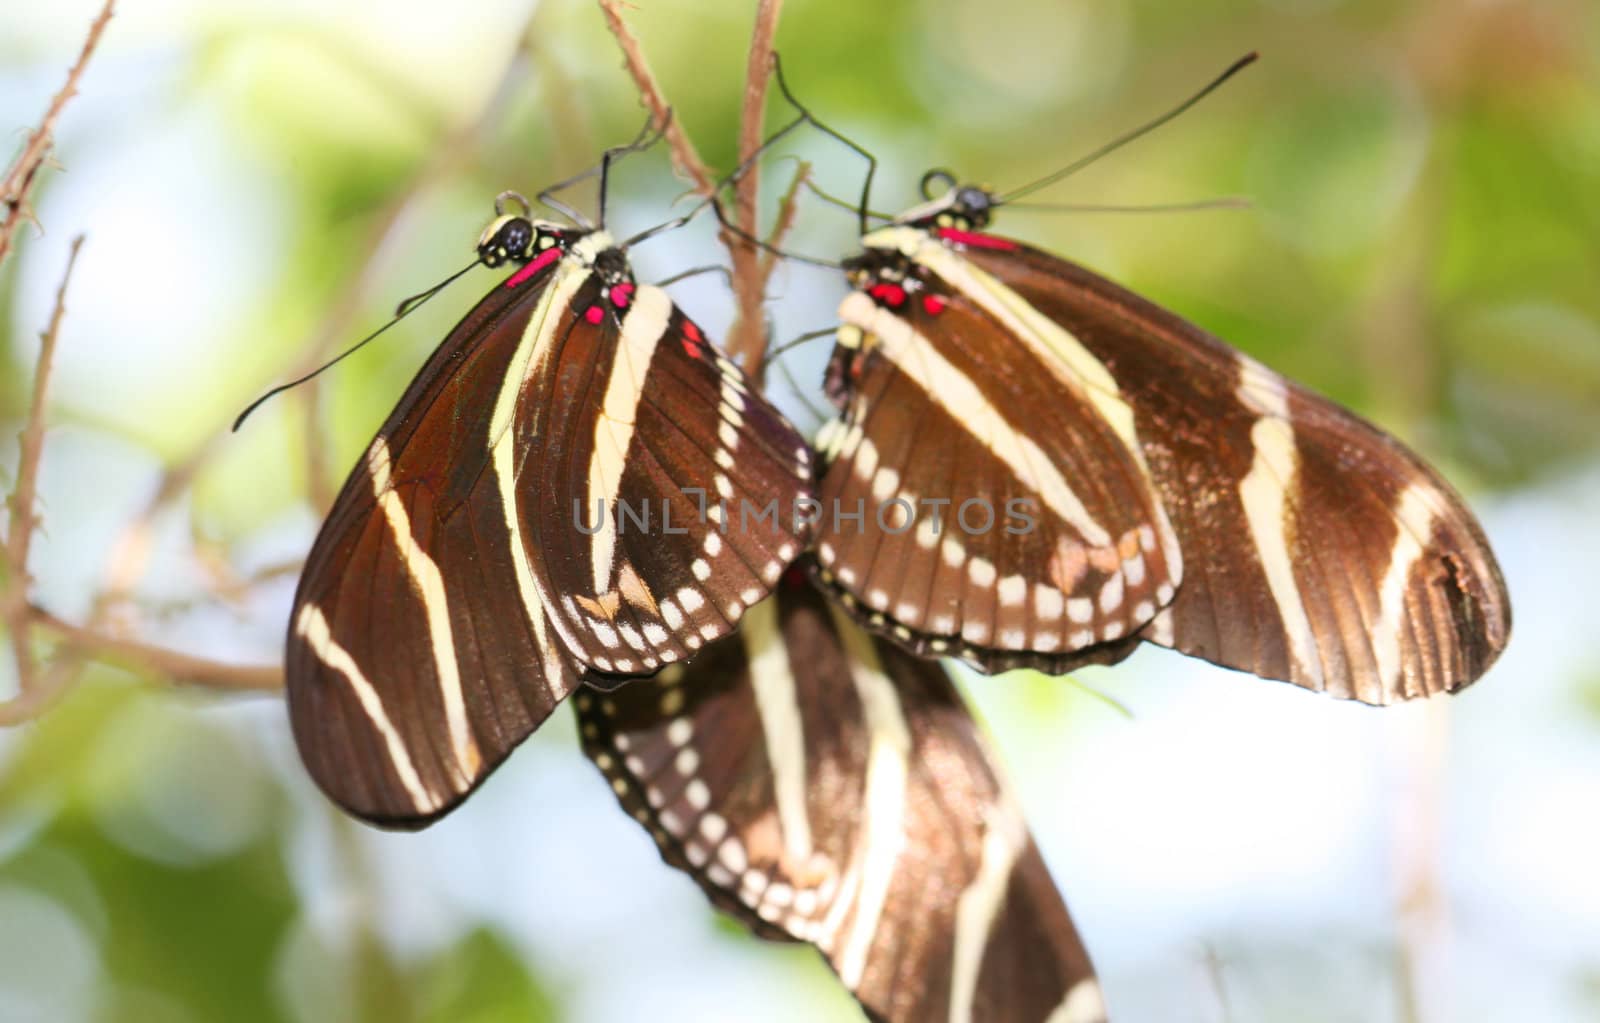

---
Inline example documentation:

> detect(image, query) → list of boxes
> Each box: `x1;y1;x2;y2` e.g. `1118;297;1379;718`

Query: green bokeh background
3;0;1598;1020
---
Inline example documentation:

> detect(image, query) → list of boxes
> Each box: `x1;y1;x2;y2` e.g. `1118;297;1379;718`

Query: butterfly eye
955;186;993;224
477;216;535;267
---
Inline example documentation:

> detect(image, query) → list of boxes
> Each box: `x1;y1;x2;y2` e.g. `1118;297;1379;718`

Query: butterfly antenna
997;52;1259;204
767;52;878;237
1005;196;1253;215
598;110;672;229
620;108;819;250
702;196;844;269
764;326;837;363
770;346;831;425
231;258;478;432
803;179;893;222
536;111;666;228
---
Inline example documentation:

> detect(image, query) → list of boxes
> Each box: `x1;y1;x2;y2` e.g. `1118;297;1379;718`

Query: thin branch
596;0;718;192
758;158;810;296
4;236;84;698
724;0;786;374
0;0;115;267
597;0;785;378
6;604;282;709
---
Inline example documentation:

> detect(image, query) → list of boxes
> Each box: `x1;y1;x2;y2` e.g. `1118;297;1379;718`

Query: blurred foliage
2;0;1599;1020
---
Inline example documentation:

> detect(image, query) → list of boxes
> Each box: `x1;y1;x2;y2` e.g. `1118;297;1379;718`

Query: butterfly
283;175;815;827
577;573;1103;1023
786;59;1511;705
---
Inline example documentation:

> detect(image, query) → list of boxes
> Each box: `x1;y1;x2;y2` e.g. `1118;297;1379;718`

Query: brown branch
597;0;786;379
0;0;115;267
0;604;283;722
4;236;85;699
759;158;810;291
33;605;282;691
596;0;718;191
724;0;786;374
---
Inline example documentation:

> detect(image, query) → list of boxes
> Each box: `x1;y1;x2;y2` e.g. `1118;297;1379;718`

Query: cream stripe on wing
368;438;481;780
295;602;437;812
493;436;569;688
488;242;601;664
1371;483;1438;699
838;290;1110;548
948;797;1026;1023
828;605;912;989
1046;978;1108;1023
587;285;673;593
743;599;814;865
1235;359;1324;688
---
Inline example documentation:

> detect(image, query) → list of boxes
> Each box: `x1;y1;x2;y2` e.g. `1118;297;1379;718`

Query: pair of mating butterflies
283;87;1510;1023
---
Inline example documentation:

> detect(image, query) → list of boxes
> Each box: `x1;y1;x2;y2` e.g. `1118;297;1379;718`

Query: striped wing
289;263;579;827
815;226;1181;671
577;578;1103;1023
514;273;813;677
963;239;1510;701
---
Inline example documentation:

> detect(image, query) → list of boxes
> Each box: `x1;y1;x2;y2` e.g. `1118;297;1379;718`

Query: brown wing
960;236;1510;701
814;238;1182;673
288;262;579;827
576;578;1103;1022
513;275;813;677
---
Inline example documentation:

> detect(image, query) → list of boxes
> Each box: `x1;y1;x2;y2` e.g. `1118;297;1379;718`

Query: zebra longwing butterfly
577;574;1102;1023
287;194;813;827
814;187;1511;702
799;69;1510;704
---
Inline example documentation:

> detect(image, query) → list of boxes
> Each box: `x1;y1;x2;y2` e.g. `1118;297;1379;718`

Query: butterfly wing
576;579;1102;1023
288;262;580;827
814;228;1182;672
962;238;1510;701
510;265;814;677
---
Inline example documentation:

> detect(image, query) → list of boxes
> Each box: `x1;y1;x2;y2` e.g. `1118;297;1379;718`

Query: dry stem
0;0;115;267
597;0;785;376
4;235;83;699
725;0;786;372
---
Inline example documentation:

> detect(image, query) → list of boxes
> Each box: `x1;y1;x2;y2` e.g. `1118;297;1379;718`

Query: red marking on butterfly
505;246;563;288
935;228;1019;251
922;294;947;316
683;340;703;359
868;282;907;307
611;282;636;309
682;319;702;342
584;305;605;325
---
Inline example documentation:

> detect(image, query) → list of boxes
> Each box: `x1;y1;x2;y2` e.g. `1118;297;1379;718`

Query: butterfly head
476;213;577;269
895;170;998;232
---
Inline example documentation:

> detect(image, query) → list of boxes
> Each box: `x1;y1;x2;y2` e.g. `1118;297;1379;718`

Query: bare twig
725;0;786;371
596;0;718;191
758;159;811;295
0;604;282;721
597;0;786;377
0;0;115;267
4;236;85;699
